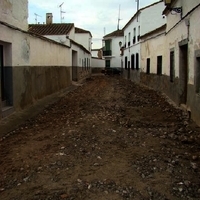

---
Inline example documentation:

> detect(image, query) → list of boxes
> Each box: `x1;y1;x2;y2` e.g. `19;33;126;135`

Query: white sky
28;0;160;48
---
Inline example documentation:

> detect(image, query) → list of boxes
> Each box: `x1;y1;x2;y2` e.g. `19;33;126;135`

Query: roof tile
28;23;74;35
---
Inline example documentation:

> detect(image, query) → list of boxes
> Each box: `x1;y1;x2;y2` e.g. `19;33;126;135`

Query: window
170;51;175;82
103;40;112;56
128;32;131;46
125;36;127;48
138;26;140;42
82;59;84;70
133;28;136;44
87;58;89;70
131;54;135;70
146;58;150;74
125;56;128;70
157;56;162;75
136;53;139;70
85;58;87;70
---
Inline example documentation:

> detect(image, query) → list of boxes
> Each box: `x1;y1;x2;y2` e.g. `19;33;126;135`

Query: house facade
0;0;73;119
29;14;92;82
122;0;166;82
102;29;124;70
140;0;200;126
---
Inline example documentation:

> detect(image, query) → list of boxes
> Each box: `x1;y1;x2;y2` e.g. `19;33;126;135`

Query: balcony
103;50;112;56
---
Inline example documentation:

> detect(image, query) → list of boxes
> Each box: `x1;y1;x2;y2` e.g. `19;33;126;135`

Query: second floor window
128;32;131;46
133;28;136;44
138;26;140;42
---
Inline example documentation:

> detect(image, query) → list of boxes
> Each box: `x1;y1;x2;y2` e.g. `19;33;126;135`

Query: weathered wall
141;72;200;127
164;3;200;126
71;42;91;81
0;23;72;112
0;0;28;30
140;32;166;74
13;66;71;110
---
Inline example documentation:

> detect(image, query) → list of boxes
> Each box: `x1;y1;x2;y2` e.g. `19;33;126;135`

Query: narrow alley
0;76;200;200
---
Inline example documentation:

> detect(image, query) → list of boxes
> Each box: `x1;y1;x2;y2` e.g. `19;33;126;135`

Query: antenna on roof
135;0;139;21
117;5;122;30
59;2;66;23
34;13;41;24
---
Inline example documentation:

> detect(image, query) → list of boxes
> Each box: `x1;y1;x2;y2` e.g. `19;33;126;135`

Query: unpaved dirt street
1;76;200;200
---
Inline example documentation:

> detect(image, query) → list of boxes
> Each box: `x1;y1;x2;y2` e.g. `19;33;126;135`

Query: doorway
72;50;78;81
179;43;188;104
0;45;5;101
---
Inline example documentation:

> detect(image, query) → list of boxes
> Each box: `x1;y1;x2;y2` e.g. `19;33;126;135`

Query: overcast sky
28;0;160;48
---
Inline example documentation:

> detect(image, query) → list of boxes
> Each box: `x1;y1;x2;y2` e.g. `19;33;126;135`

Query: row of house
0;0;92;119
103;0;200;126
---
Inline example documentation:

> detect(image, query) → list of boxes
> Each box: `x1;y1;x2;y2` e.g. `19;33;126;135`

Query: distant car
103;67;121;75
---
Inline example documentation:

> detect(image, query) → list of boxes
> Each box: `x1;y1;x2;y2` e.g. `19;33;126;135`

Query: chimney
46;13;53;25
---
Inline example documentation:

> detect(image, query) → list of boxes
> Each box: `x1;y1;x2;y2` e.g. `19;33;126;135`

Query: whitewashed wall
165;1;200;84
0;24;71;67
0;0;28;31
140;2;166;36
111;36;123;68
75;33;92;52
140;31;166;74
91;57;104;68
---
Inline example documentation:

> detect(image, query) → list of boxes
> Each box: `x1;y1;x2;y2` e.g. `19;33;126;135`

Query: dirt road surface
0;76;200;200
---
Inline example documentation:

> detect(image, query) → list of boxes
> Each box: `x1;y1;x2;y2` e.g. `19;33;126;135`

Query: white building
139;0;200;126
122;0;166;82
102;29;124;69
0;0;74;119
28;13;92;82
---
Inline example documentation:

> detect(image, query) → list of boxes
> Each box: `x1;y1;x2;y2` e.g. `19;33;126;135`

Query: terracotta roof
28;23;74;35
0;20;70;49
75;27;92;37
103;29;124;38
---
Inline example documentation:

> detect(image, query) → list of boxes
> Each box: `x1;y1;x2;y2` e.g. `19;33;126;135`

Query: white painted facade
0;0;28;31
139;0;200;126
165;0;200;84
103;34;123;68
0;0;74;118
0;25;70;67
140;28;166;74
122;0;166;80
164;0;200;125
75;33;92;52
140;2;166;36
91;57;104;68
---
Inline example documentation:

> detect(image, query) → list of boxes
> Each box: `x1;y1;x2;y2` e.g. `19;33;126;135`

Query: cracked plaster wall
0;0;28;31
